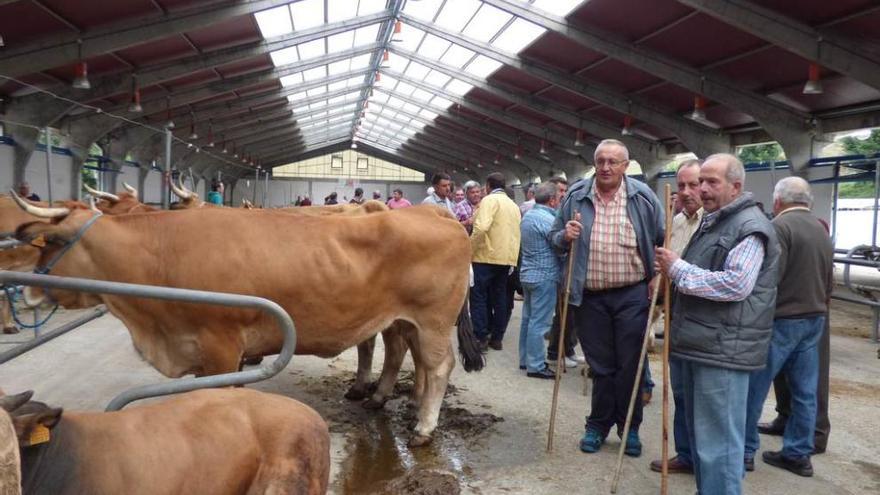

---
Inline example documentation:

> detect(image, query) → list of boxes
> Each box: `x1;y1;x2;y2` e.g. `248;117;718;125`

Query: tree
737;143;784;164
838;129;880;156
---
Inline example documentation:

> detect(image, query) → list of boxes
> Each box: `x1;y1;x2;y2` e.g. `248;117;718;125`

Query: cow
0;391;21;495
1;388;330;495
85;183;156;215
12;195;482;445
0;195;50;335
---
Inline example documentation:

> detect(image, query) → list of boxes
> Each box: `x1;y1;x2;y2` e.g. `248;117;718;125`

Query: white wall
143;169;162;204
113;163;141;195
230;177;429;207
0;147;74;201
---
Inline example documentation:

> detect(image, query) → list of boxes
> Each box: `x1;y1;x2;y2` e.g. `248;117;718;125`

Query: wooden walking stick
661;184;674;495
547;212;580;453
610;184;673;493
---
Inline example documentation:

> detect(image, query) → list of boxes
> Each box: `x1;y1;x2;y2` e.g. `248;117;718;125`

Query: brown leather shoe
2;326;19;335
757;415;787;436
650;455;693;474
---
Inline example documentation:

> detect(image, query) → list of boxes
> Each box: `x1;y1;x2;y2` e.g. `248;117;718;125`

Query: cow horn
84;184;119;203
0;390;33;412
169;176;192;200
9;190;70;218
122;182;138;199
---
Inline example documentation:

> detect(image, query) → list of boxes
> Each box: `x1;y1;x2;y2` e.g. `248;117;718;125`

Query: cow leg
409;333;456;447
1;295;18;334
345;335;376;400
363;326;408;409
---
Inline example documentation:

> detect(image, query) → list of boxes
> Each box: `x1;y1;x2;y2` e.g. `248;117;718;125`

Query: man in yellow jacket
470;172;522;352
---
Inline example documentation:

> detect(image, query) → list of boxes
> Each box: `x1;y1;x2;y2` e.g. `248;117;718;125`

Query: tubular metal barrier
0;271;297;411
0;305;109;365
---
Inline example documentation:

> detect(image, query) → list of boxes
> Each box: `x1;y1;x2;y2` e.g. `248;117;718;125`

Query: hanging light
539;139;547;155
688;95;707;121
494;153;501;165
803;63;824;95
574;129;585;147
391;20;403;43
514;142;522;160
206;120;215;147
351;141;358;149
188;116;198;140
621;115;634;136
221;137;228;153
375;71;382;83
72;40;91;90
0;34;4;47
380;50;390;69
164;97;175;129
232;143;238;158
127;75;142;113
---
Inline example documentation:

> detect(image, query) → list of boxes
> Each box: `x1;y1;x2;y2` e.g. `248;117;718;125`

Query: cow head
86;183;154;215
0;390;63;448
170;177;206;209
11;192;105;308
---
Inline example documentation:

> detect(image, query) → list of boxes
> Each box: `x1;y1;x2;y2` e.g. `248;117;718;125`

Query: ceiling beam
678;0;880;91
0;0;294;77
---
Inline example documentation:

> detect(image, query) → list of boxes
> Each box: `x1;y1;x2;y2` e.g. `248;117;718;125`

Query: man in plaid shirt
550;139;665;458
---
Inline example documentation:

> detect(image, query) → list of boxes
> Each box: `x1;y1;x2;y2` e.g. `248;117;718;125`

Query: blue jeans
470;263;511;342
519;280;557;372
745;316;824;460
681;361;749;495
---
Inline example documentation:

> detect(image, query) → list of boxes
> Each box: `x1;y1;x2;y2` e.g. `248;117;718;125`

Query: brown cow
86;183;156;215
0;392;22;495
1;388;329;495
13;197;482;445
0;195;50;335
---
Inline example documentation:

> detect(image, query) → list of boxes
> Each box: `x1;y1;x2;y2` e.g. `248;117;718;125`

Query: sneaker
623;430;642;457
579;429;605;453
762;451;813;477
527;368;556;380
568;353;586;364
548;356;578;368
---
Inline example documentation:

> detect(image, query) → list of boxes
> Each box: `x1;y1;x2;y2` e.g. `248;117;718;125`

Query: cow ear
11;402;63;446
0;390;33;412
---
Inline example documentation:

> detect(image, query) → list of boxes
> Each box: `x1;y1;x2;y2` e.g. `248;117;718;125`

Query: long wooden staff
546;212;581;453
610;184;673;493
661;184;674;495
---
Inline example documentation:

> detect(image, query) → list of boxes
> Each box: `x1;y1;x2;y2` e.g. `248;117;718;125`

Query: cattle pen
2;0;880;494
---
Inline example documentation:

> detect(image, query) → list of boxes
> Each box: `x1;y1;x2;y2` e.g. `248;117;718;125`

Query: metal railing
0;271;297;411
831;248;880;343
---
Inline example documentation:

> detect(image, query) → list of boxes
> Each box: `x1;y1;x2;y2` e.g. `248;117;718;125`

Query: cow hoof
242;356;263;366
344;388;367;401
362;398;387;410
408;434;432;447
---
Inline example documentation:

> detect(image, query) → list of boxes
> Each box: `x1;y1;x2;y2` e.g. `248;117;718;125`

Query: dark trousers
772;313;831;450
547;291;579;360
574;281;649;436
471;262;511;342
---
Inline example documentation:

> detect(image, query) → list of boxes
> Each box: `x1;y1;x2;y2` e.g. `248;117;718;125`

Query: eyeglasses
595;159;627;168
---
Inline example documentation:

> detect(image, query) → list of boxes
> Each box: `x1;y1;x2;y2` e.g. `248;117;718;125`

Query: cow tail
456;291;484;372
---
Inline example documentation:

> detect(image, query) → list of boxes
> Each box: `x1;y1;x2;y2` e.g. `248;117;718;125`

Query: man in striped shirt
655;154;778;495
551;139;665;458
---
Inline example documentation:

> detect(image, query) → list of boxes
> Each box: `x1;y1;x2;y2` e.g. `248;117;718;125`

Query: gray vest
671;193;779;371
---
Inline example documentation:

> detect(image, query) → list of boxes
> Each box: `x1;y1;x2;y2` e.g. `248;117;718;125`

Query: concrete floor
1;301;878;494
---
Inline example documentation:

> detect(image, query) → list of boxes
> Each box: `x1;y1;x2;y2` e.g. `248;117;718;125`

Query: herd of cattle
0;181;484;494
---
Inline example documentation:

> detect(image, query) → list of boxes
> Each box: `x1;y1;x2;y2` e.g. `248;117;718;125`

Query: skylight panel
424;70;451;88
387;96;406;108
389;55;409;74
400;127;417;136
289;0;324;31
302;66;326;81
395;81;417;96
327;94;346;105
463;4;513;42
288;91;308;102
350;54;372;70
270;46;300;67
353;23;381;47
328;80;348;92
419;109;438;120
404;62;430;81
532;0;584;17
279;72;304;87
328;115;348;124
358;0;386;16
255;6;293;38
372;93;389;105
410;120;426;129
327;31;355;54
292;104;310;114
306;86;326;97
327;0;357;23
297;38;325;60
397;27;426;53
431;96;453;109
402;102;421;115
328;59;351;75
465;55;503;78
418;34;451;59
435;0;481;31
309;100;327;110
491;18;546;54
411;88;433;102
403;0;443;21
446;80;473;96
440;44;476;68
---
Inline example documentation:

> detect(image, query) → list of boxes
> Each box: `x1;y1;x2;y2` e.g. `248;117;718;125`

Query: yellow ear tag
27;424;51;446
30;235;46;248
